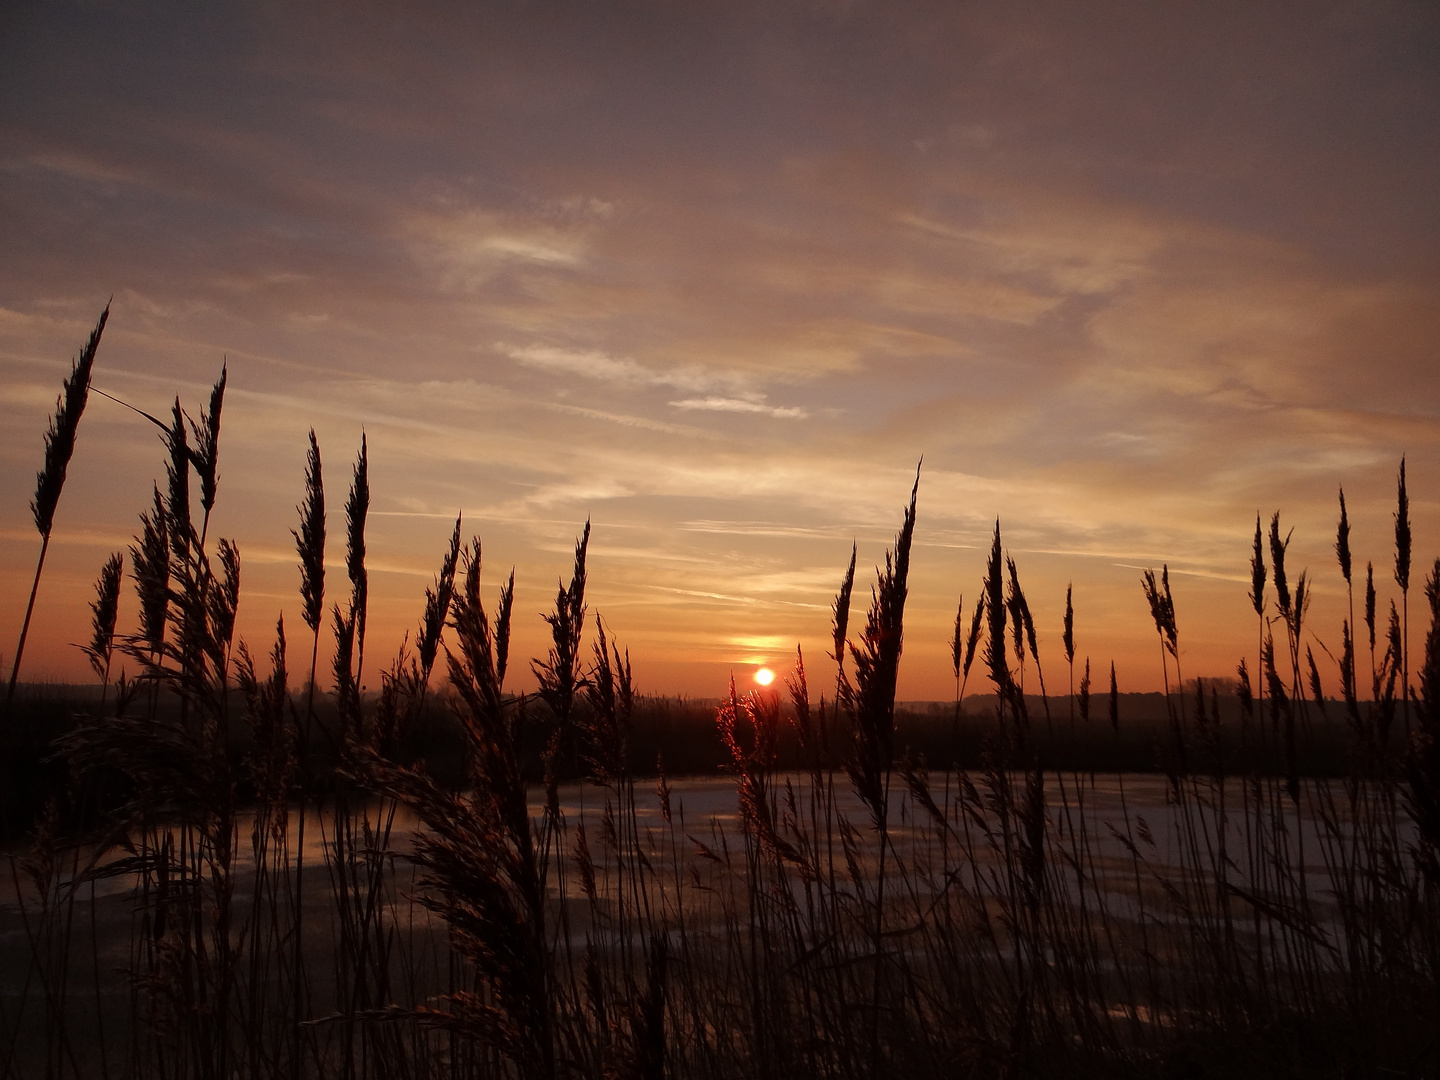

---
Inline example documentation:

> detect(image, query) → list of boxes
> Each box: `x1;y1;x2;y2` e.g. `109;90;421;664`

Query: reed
79;554;124;702
188;366;226;549
837;468;916;1074
289;429;325;1080
7;305;110;708
345;435;370;689
1397;459;1413;738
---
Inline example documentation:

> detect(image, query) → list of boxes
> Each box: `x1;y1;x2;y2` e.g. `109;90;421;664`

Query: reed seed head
963;592;984;682
188;364;226;517
31;304;108;539
80;551;124;682
841;468;918;824
210;537;241;653
1141;567;1178;659
1387;602;1404;673
533;519;590;724
1336;487;1352;585
1269;512;1291;620
1006;556;1026;666
1293;570;1310;640
787;645;812;752
1249;513;1267;617
1366;561;1378;653
130;484;170;657
832;541;856;667
1339;619;1360;724
983;522;1007;677
1063;584;1075;666
1395;457;1411;593
419;514;462;680
331;601;359;733
950;594;964;681
496;567;515;689
345;432;369;649
166;398;193;556
291;429;325;634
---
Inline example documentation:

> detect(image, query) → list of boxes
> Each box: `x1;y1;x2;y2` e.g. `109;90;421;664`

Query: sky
2;0;1438;700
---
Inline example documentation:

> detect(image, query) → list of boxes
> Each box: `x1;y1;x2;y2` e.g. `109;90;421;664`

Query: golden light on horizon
754;667;775;687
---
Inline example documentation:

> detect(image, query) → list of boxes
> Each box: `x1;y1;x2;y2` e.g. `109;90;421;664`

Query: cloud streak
669;396;806;419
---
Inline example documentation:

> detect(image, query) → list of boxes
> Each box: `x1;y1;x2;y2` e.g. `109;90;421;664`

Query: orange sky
2;1;1438;700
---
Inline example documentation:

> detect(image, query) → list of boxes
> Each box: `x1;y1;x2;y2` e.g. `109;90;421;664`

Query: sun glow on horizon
754;667;775;687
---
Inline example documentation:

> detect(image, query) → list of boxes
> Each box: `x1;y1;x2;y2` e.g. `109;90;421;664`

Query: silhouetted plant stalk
582;612;648;996
419;514;463;696
345;435;370;685
7;304;109;708
188;364;226;550
1397;458;1413;736
1007;554;1050;728
835;467;917;1075
356;526;561;1080
535;520;591;730
1408;556;1440;1064
290;428;325;1080
314;433;372;1079
945;589;987;745
1142;565;1188;785
79;552;125;711
165;399;195;560
715;676;791;1074
48;373;248;1080
950;594;965;729
831;542;856;698
1409;561;1440;874
1063;584;1075;725
331;498;464;1078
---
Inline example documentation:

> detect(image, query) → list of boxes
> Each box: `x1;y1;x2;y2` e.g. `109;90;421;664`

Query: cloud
515;478;635;510
502;343;722;394
503;344;808;417
545;401;716;436
477;235;581;266
668;396;806;419
404;209;591;291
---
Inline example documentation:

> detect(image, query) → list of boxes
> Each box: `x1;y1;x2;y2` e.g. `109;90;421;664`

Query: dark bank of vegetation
3;307;1439;1079
3;686;1388;840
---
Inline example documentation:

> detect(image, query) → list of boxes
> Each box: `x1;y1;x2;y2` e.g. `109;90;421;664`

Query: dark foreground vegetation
1;684;1394;838
3;309;1440;1079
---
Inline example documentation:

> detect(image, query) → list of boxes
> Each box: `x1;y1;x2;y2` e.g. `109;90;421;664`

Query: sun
754;667;775;687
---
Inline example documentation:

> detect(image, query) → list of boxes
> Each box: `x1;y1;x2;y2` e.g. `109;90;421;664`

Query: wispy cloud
669;396;806;419
404;209;591;291
501;342;720;394
503;344;809;418
501;343;726;394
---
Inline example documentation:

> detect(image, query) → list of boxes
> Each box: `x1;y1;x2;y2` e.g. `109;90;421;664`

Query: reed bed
2;331;1439;1078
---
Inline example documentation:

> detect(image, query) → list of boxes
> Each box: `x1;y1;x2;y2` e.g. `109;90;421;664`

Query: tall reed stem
6;535;51;710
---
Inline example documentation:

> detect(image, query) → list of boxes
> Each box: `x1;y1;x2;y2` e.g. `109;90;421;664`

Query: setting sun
753;667;775;687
